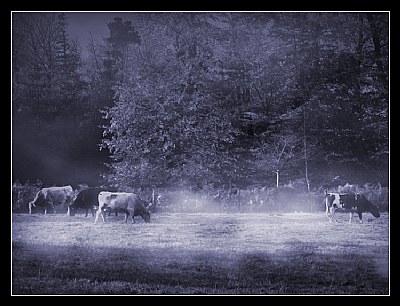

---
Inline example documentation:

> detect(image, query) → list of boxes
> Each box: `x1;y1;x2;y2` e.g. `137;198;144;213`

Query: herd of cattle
28;185;152;224
26;185;382;224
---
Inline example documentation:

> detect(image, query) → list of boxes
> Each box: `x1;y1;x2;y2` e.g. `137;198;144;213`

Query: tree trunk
303;103;310;193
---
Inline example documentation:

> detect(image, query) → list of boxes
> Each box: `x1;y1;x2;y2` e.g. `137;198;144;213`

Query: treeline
12;12;389;190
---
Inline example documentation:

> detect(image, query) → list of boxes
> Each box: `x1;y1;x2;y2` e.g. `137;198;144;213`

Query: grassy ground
11;211;389;295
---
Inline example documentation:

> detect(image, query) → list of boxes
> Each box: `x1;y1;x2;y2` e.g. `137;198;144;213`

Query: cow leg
124;212;129;223
94;210;100;223
85;209;89;217
326;205;335;222
29;202;37;214
358;212;363;224
49;203;56;214
101;210;106;223
330;207;339;223
67;206;71;216
348;212;353;224
95;209;106;223
90;208;95;217
326;205;331;221
127;209;135;223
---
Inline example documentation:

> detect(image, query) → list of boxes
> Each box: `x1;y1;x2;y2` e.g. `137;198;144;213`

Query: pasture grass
11;212;389;295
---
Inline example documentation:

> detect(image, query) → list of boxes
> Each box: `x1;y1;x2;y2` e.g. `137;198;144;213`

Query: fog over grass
12;212;389;295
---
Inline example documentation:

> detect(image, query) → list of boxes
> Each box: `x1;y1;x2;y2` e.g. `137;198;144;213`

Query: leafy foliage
12;12;388;189
100;13;388;189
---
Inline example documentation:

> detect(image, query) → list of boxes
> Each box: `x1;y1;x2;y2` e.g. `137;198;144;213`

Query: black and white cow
339;193;380;223
325;191;380;223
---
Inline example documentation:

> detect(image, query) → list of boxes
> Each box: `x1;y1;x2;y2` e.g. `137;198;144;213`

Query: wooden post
275;170;279;188
238;188;241;213
275;170;280;212
303;103;310;193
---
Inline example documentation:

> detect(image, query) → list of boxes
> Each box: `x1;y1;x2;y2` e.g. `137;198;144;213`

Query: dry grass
11;212;389;295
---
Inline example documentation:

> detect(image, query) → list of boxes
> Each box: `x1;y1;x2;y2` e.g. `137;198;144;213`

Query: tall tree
101;13;244;188
12;12;89;184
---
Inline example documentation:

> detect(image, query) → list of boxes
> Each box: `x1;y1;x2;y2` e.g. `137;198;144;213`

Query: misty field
12;212;389;295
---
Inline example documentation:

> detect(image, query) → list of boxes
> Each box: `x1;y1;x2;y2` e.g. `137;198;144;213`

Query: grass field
11;211;389;295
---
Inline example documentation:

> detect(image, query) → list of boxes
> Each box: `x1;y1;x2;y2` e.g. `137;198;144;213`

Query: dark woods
12;12;389;194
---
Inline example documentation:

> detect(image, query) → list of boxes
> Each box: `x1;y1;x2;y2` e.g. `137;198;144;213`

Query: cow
29;185;74;214
339;193;380;224
68;187;118;217
95;192;152;224
325;191;380;223
325;192;342;222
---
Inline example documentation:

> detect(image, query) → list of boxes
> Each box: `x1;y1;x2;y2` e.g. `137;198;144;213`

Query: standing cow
29;185;74;214
68;187;118;217
95;192;152;224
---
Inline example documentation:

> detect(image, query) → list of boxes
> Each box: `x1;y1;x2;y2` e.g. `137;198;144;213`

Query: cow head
141;201;153;223
142;210;151;223
68;206;76;216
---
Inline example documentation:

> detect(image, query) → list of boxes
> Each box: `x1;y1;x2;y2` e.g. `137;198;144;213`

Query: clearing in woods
11;212;389;295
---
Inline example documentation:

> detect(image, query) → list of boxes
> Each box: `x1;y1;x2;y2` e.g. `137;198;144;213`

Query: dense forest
12;12;389;191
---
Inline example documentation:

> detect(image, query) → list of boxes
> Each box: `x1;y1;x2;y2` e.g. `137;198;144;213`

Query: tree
12;12;92;184
101;14;242;188
99;12;388;190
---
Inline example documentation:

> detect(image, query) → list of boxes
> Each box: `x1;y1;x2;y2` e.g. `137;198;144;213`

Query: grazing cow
325;191;380;223
95;192;152;224
339;193;380;224
68;187;118;217
29;185;74;214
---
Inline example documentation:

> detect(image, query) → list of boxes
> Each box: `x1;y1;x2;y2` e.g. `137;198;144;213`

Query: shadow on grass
12;240;388;295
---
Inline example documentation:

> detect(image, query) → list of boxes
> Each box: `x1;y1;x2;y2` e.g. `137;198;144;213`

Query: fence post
238;188;241;212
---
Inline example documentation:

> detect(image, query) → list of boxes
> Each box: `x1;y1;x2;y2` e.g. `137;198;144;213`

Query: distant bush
151;185;326;213
12;180;43;213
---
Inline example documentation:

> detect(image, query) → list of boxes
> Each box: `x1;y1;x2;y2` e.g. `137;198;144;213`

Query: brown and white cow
29;185;74;214
95;192;152;224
